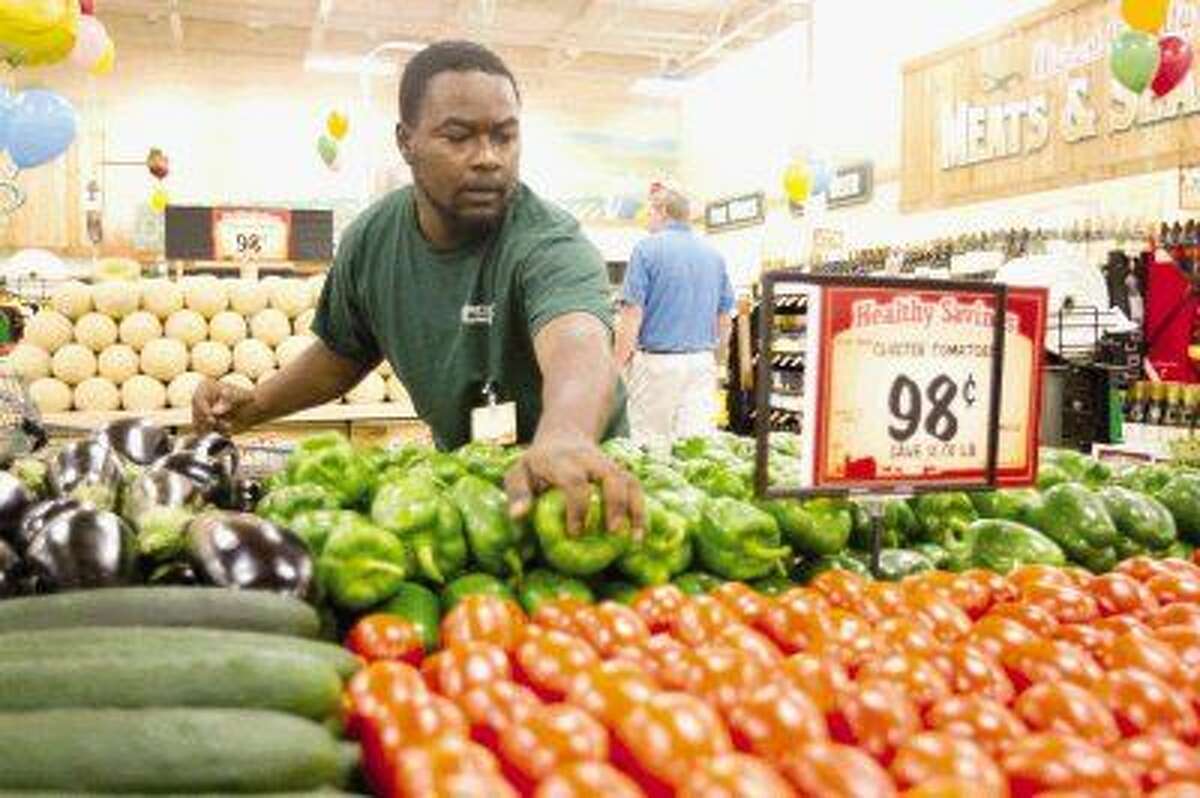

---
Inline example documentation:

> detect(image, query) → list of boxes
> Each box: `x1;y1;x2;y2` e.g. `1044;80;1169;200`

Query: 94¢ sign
803;283;1047;489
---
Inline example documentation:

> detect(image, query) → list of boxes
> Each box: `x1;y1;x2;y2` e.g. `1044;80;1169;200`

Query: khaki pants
628;351;718;453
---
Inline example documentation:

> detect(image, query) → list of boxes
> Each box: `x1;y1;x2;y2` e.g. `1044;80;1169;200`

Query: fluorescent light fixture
630;76;690;98
304;43;424;77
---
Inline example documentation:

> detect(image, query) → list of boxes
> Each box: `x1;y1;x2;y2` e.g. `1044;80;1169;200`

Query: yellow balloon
327;111;349;141
88;38;113;76
782;161;813;204
1122;0;1169;33
149;186;169;214
0;0;77;67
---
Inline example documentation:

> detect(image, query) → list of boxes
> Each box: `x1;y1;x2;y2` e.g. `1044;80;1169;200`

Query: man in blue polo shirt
614;182;735;449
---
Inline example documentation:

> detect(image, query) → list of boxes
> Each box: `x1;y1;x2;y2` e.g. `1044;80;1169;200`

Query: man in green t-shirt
194;40;641;534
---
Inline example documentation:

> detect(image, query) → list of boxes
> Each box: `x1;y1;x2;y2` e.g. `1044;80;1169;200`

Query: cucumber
0;627;361;679
0;587;320;637
0;649;342;719
0;709;355;792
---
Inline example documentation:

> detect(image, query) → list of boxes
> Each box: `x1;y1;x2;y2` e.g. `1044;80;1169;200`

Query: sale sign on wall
787;280;1046;491
212;208;291;262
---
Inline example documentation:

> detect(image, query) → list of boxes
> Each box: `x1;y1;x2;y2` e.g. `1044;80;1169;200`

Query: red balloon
1153;35;1194;98
80;0;95;14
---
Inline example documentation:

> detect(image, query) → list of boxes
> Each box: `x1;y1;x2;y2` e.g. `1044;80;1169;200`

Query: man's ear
396;123;413;165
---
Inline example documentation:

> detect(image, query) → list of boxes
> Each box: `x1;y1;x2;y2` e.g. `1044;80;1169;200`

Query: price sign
754;275;1047;496
212;208;291;262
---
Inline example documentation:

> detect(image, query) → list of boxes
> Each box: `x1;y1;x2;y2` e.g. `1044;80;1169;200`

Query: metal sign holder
753;270;1010;577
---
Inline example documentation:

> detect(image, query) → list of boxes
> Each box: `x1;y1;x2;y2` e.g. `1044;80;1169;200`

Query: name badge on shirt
462;304;494;326
471;401;517;445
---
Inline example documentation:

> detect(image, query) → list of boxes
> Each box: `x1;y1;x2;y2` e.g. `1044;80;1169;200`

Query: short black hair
399;40;520;126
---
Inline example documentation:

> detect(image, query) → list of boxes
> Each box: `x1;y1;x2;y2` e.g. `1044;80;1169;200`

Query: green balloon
1112;29;1161;94
317;134;338;166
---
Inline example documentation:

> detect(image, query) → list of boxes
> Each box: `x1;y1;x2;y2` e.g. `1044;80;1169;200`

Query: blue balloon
0;90;14;156
809;158;832;196
7;89;77;170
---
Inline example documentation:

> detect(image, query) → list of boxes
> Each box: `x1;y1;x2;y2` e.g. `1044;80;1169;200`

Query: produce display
8;275;411;413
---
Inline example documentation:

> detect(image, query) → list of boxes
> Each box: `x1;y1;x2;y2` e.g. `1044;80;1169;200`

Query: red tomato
565;659;657;727
984;601;1060;637
776;586;833;616
1115;735;1200;792
343;661;429;738
1088;572;1160;617
779;653;853;715
440;595;527;652
1008;564;1077;592
711;581;774;626
965;616;1041;661
1053;622;1116;661
812;608;878;670
944;573;996;620
360;695;468;796
613;633;689;686
760;601;831;655
889;732;1005;797
1116;555;1175;582
498;702;608;789
456;681;541;751
1097;668;1200;742
675;645;771;714
1001;733;1141;798
946;642;1014;704
1001;639;1104;692
394;735;502;798
862;581;907;623
532;597;592;636
1012;681;1120;747
575;601;650;657
711;623;784;668
421;640;512;699
777;741;898;798
1094;614;1153;639
678;753;795;798
1148;572;1200;606
1021;584;1101;624
725;680;828;762
1155;625;1200;671
875;616;947;660
898;777;1005;797
1153;783;1200;798
631;585;687;633
424;769;518;798
830;680;923;765
810;569;872;611
345;614;425;665
669;595;739;646
857;653;953;710
924;696;1028;758
1104;631;1189;684
1149;603;1200;630
957;569;1017;613
612;691;733;793
533;761;646;798
907;594;973;644
513;628;599;701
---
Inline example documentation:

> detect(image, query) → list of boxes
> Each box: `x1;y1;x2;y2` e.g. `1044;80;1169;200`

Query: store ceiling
99;0;809;91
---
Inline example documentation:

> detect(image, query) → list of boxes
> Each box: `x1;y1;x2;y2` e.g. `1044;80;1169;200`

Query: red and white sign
799;283;1046;490
212;208;291;262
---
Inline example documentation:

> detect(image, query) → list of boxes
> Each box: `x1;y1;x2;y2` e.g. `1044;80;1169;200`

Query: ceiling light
630;76;689;98
304;53;399;76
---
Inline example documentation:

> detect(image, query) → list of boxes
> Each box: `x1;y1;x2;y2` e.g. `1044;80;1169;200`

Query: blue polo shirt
623;221;735;353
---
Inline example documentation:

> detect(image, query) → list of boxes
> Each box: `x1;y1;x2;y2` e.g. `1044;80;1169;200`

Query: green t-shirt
313;183;627;450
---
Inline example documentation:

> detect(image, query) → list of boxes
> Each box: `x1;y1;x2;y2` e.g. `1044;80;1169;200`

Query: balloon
326;110;349;141
0;90;14;154
317;134;338;167
149;185;169;213
146;147;168;180
1153;35;1194;97
79;0;94;13
1122;0;1170;34
809;158;832;196
88;37;113;75
0;0;79;67
6;89;76;170
1112;29;1161;94
68;13;104;68
782;160;812;204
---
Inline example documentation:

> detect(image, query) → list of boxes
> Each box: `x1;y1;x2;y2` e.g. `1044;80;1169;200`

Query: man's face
399;70;521;239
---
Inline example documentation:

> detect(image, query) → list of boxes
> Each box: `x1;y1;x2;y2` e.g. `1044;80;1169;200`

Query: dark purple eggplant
186;510;315;602
14;497;84;553
124;465;204;519
0;471;33;550
47;439;122;510
100;418;172;466
0;539;20;598
154;451;233;508
174;432;239;478
25;507;138;590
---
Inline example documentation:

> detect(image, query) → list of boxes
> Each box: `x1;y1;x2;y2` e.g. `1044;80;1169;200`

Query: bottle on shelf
1147;381;1167;427
1165;382;1185;428
1182;384;1200;431
1125;380;1147;425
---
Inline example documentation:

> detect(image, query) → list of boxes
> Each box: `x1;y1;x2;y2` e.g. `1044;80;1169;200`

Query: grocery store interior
4;0;1200;796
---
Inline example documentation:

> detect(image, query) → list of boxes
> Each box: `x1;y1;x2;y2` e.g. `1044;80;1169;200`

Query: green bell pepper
849;498;919;549
597;580;639;605
371;476;468;584
532;488;632;577
617;496;693;586
1099;485;1178;552
970;489;1043;526
1155;473;1200;544
1041;447;1111;488
448;475;530;578
1160;539;1196;561
287;508;368;555
318;519;411;610
910;493;978;548
518;568;595;614
381;581;441;652
684;460;753;500
455;442;517;487
601;438;645;470
749;574;796;596
256;484;339;527
286;432;373;507
672;437;715;461
869;548;935;581
763;497;852;557
967;519;1066;574
912;542;951;569
1118;463;1178;496
770;433;803;458
695;497;790;581
637;463;692;493
794;553;870;583
1029;483;1119;572
441;572;517;611
672;571;725;596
